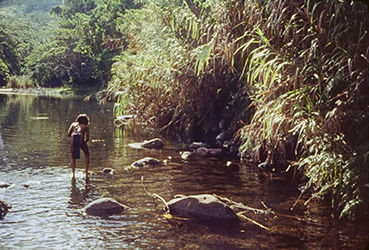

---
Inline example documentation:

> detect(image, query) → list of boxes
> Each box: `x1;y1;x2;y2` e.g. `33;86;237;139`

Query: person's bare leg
71;158;76;178
85;153;89;178
80;143;89;178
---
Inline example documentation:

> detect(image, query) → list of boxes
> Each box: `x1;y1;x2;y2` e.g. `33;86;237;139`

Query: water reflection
0;131;4;150
0;93;367;249
69;177;91;208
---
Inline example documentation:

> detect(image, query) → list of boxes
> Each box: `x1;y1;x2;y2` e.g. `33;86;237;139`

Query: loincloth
72;133;81;159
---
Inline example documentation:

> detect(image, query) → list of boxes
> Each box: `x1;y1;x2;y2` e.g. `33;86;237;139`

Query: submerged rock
141;138;164;149
0;198;12;219
180;147;224;161
166;194;238;221
0;182;11;188
129;138;164;150
216;130;233;147
196;147;223;157
131;157;160;168
189;142;210;151
84;198;128;217
180;151;202;161
102;167;114;175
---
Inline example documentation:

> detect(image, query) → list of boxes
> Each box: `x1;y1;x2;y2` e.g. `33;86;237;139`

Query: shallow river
0;93;367;249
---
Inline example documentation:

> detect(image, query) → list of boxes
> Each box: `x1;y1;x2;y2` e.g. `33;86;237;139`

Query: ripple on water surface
0;168;75;248
0;94;368;249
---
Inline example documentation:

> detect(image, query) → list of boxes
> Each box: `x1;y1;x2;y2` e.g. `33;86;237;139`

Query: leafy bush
0;58;10;85
109;0;369;220
1;0;136;88
109;0;249;141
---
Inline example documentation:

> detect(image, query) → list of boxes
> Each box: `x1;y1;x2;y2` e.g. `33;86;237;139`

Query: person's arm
85;127;90;142
67;123;74;137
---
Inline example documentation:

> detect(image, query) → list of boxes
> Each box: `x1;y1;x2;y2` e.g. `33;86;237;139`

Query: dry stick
140;177;189;221
261;201;270;211
216;193;319;224
291;191;304;210
213;194;274;215
293;183;335;210
237;212;271;231
214;194;313;222
140;176;169;211
213;194;272;231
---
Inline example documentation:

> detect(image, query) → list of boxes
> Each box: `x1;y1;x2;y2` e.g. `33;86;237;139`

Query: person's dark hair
76;114;90;125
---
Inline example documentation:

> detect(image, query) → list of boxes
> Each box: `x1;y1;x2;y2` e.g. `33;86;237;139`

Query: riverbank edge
0;87;76;96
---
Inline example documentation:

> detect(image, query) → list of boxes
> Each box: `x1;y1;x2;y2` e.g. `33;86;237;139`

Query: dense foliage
108;0;369;221
109;0;250;142
0;0;138;88
1;0;368;221
0;0;61;86
234;0;369;220
28;0;138;87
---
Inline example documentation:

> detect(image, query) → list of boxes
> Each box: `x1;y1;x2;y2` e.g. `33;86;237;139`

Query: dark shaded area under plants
107;0;369;222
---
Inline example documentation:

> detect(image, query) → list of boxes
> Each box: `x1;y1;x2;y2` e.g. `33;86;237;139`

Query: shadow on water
0;94;368;249
69;177;93;209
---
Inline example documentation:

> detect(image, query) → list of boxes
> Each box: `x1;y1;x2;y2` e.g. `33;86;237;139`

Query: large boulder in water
84;198;128;217
166;194;238;221
0;198;12;219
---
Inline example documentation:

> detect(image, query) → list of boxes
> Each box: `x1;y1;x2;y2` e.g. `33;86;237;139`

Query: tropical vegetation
0;0;137;88
0;0;368;221
108;0;369;221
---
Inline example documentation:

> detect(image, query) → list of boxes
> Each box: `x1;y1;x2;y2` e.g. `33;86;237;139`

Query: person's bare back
68;114;90;178
68;122;89;144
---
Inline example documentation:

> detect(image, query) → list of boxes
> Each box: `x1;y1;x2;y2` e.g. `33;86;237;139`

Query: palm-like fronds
235;0;369;219
109;0;369;220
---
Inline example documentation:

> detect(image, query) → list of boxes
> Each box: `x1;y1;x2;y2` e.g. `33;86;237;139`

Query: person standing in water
67;114;90;178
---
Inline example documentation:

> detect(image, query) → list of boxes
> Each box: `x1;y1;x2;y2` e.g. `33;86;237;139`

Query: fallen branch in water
141;176;169;211
213;194;275;215
237;211;270;231
291;190;304;211
212;194;273;231
291;183;333;210
214;194;316;223
152;194;169;212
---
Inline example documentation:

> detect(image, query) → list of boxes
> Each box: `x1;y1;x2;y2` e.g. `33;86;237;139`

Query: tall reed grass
234;0;369;220
108;0;369;220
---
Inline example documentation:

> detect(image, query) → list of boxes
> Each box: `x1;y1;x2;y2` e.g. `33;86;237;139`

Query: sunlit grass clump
7;75;36;89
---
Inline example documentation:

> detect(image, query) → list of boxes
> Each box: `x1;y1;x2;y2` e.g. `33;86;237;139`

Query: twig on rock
213;194;275;215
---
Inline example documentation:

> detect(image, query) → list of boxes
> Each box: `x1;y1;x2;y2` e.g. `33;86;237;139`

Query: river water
0;93;367;249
